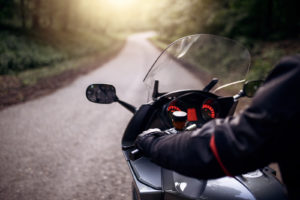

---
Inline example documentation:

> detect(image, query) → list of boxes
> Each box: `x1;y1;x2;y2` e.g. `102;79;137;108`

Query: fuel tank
125;154;287;200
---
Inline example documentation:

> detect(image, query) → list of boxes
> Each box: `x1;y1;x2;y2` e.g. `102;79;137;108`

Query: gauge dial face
168;105;181;119
201;103;216;121
168;105;181;113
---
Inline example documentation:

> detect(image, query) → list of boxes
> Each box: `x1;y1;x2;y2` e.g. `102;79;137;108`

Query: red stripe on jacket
209;134;232;177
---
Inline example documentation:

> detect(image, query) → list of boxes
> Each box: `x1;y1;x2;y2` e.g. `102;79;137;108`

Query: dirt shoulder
0;45;124;110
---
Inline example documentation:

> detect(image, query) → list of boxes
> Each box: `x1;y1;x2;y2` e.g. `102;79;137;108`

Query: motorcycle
85;34;287;200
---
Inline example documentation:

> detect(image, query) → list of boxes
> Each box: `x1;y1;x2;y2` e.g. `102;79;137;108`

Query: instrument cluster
166;92;220;127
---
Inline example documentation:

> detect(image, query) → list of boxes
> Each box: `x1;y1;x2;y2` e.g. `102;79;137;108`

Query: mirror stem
203;78;218;92
116;99;136;114
233;90;245;102
152;80;167;100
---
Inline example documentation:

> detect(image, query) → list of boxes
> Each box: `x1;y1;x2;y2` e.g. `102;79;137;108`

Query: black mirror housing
243;80;264;97
86;84;118;104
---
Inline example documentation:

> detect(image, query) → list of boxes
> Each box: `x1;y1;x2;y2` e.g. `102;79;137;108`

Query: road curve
0;32;159;200
0;32;202;200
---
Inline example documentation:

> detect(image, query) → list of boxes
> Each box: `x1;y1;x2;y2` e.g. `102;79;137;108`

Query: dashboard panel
165;92;220;128
146;91;235;130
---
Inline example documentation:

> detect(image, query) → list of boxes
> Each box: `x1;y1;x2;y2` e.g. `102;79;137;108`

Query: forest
0;0;130;75
152;0;299;42
0;0;299;84
148;0;300;80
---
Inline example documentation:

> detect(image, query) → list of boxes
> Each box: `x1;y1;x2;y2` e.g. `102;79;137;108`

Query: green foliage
0;30;65;74
148;0;299;82
0;29;119;75
247;44;286;80
222;0;299;39
0;0;299;79
151;0;299;41
0;0;14;19
0;0;124;75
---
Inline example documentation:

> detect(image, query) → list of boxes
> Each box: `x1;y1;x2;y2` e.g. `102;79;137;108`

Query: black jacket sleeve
136;55;300;181
136;120;225;179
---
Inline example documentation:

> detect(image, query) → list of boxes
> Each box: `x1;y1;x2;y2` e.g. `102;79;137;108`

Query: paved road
0;32;203;200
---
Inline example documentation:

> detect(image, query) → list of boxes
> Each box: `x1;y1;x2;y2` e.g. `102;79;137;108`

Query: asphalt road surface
0;32;206;200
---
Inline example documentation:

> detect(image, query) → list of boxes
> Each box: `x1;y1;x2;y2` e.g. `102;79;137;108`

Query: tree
32;0;41;29
0;0;15;24
20;0;26;28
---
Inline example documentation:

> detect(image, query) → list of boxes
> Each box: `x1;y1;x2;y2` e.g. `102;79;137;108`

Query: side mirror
86;84;117;104
86;83;136;113
243;80;264;97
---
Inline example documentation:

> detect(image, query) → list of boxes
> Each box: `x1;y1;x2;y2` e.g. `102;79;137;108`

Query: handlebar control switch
172;111;187;131
129;149;142;161
185;123;197;131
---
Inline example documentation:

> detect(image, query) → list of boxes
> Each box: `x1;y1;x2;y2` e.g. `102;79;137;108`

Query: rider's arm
136;120;225;179
136;113;271;179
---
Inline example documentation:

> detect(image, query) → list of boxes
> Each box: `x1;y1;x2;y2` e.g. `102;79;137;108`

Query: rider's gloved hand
135;128;167;156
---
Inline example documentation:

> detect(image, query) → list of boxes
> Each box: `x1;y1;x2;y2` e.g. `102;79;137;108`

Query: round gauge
168;105;181;113
201;98;218;121
201;104;216;121
167;102;183;125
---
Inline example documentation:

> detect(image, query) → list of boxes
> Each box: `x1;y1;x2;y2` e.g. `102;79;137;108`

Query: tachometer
201;98;218;121
167;104;182;125
201;104;216;121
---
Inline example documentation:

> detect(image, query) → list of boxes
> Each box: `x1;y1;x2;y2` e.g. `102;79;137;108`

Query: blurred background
0;1;299;199
0;0;299;107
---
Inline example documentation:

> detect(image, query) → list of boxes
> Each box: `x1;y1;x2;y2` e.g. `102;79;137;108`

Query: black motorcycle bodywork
121;91;286;200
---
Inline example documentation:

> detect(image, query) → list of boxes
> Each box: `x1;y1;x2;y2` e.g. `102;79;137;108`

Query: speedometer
167;103;182;123
168;105;181;113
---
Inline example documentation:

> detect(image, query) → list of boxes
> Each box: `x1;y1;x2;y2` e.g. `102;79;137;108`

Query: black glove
135;128;168;156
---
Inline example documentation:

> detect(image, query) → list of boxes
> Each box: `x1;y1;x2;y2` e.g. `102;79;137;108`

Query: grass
0;30;65;74
0;27;125;85
246;40;300;80
16;52;116;86
0;27;123;75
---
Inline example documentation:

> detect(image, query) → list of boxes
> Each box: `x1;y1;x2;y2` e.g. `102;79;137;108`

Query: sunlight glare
108;0;135;6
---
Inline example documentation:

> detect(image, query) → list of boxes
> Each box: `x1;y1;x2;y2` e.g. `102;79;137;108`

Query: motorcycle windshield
143;34;251;101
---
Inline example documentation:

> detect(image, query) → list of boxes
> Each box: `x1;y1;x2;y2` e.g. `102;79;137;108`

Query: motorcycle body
86;34;287;200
